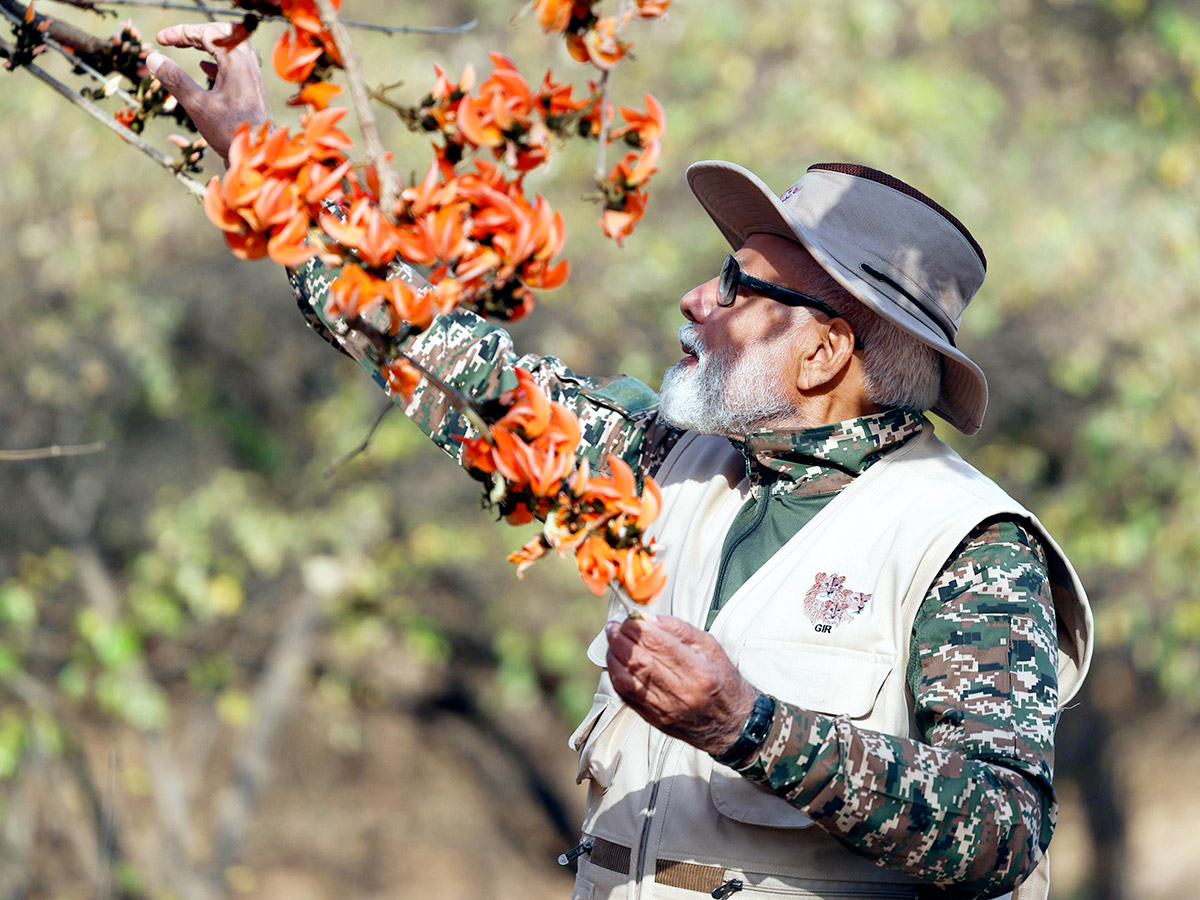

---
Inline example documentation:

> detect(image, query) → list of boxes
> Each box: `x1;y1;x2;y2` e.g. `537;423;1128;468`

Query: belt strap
655;858;727;894
590;837;632;875
586;838;727;894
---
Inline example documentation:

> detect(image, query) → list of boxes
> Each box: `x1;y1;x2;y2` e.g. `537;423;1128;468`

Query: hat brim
686;160;988;436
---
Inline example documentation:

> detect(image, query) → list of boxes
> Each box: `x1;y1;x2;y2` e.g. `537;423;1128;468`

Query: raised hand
605;614;758;756
148;22;272;161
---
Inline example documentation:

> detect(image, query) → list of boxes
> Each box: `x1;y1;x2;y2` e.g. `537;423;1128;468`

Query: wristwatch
711;691;776;768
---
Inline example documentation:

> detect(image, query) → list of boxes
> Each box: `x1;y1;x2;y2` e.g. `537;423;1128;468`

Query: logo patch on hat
780;184;802;203
803;572;871;632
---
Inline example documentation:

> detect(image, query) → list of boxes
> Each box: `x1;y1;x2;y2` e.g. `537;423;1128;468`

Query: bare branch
9;56;205;197
312;0;400;218
0;441;106;462
0;3;141;105
0;0;112;65
593;70;611;183
44;0;114;14
89;0;477;35
323;399;395;477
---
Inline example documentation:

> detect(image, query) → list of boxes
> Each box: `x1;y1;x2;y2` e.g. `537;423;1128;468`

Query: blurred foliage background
2;0;1200;898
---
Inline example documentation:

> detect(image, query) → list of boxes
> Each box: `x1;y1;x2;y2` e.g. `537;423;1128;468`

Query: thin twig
322;399;395;477
0;441;107;462
609;584;649;620
312;0;401;217
366;81;409;115
44;0;113;14
11;58;205;196
90;0;477;35
189;0;216;23
593;70;611;183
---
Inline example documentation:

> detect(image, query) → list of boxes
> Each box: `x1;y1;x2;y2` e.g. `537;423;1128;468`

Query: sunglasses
718;255;864;348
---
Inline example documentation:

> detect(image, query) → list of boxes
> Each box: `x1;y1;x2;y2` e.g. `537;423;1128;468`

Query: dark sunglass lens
719;257;737;305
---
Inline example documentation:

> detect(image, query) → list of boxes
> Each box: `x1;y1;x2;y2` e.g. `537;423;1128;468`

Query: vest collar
726;408;925;496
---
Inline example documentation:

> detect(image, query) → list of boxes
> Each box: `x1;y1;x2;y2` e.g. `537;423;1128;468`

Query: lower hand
148;22;272;161
605;614;758;756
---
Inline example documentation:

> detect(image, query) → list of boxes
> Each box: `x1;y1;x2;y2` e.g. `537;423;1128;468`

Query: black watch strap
711;692;776;768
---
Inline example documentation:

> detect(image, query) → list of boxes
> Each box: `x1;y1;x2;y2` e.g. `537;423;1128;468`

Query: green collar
728;408;926;497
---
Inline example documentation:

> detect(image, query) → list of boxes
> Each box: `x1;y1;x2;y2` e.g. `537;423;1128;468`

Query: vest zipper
633;737;674;900
709;489;772;620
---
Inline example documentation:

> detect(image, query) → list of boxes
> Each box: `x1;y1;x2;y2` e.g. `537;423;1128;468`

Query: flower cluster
202;110;351;266
412;53;593;171
458;370;666;604
534;0;671;71
600;92;664;245
191;2;670;604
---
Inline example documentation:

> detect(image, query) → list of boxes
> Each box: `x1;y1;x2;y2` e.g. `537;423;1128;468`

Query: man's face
659;234;824;436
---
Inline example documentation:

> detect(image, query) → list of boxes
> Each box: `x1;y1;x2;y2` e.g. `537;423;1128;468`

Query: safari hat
686;160;989;435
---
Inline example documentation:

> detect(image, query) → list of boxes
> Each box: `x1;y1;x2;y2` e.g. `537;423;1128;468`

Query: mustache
678;323;705;357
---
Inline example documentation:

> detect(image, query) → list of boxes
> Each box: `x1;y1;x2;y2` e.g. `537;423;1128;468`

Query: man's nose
679;276;719;323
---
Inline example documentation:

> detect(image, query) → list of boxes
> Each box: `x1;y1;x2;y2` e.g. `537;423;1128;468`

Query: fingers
144;52;204;108
155;22;234;53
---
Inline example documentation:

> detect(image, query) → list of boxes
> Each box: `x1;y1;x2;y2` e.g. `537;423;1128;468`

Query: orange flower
582;454;662;531
382;358;422;403
457;435;497;474
536;71;590;122
578;84;615;137
297;107;353;162
266;210;317;266
534;0;574;32
575;535;620;596
495;369;551;438
507;534;549;577
635;0;670;17
490;404;579;496
617;545;666;604
504;502;534;526
582;17;629;70
600;188;647;247
272;27;323;83
287;81;343;110
611;93;666;146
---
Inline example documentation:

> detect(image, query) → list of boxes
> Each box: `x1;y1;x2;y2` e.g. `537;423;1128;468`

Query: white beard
659;323;797;436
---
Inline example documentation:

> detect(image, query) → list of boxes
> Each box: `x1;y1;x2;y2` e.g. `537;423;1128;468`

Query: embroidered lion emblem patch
803;572;872;631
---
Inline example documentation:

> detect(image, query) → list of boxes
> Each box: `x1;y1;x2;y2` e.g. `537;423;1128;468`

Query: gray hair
804;267;943;413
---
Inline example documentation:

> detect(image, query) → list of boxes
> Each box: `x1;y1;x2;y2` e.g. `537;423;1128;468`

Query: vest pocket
710;640;894;829
571;692;635;791
737;640;893;717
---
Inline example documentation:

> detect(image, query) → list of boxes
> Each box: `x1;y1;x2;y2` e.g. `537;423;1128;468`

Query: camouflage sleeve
288;258;682;478
734;518;1058;897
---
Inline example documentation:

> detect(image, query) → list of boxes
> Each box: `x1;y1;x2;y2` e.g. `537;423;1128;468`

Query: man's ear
795;317;858;392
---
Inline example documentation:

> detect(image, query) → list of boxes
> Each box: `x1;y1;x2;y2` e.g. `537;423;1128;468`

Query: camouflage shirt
290;261;1059;897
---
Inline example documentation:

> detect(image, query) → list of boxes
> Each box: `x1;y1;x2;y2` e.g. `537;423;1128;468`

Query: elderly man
150;23;1092;900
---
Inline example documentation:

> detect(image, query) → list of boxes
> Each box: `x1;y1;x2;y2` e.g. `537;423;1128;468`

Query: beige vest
569;424;1093;900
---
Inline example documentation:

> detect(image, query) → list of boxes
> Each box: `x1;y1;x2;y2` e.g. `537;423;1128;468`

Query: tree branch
323;399;395;477
87;0;477;35
44;0;113;14
5;53;205;197
311;0;400;218
0;0;112;65
0;440;106;462
593;70;611;183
